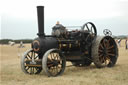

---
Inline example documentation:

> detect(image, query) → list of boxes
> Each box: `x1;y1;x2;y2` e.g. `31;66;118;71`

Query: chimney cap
37;6;44;8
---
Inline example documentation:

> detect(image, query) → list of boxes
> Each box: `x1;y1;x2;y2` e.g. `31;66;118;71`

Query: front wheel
42;49;66;77
21;49;42;74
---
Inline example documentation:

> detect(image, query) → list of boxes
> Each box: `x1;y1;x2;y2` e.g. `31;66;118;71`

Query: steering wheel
82;22;97;37
103;29;112;36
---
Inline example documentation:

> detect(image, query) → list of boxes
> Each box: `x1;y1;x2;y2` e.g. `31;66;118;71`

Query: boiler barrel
32;37;59;54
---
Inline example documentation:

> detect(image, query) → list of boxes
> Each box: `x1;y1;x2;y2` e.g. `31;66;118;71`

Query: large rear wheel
91;36;118;68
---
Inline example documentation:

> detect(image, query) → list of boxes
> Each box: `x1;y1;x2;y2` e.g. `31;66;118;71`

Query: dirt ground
0;40;128;85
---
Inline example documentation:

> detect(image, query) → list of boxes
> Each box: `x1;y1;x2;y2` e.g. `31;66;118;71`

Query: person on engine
52;21;66;37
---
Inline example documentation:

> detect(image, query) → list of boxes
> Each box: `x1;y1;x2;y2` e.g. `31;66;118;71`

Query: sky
0;0;128;39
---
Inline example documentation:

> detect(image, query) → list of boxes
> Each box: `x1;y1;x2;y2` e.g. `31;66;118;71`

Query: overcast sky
1;0;128;39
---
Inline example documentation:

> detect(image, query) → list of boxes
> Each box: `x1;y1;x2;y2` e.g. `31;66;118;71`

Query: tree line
0;39;33;44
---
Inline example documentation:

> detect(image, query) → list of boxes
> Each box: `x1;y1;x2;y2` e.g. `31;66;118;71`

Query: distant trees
112;35;128;39
0;35;127;44
0;39;33;44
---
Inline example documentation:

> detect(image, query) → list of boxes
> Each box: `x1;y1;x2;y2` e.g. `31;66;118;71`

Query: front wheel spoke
33;52;35;59
53;66;57;74
30;67;32;74
32;67;35;73
25;66;30;71
56;67;60;72
51;67;54;73
25;56;29;59
35;67;39;71
32;67;34;74
53;53;57;60
55;54;58;60
56;66;59;73
31;67;34;74
48;58;53;62
31;52;33;58
55;66;58;75
51;53;55;60
30;67;33;74
47;61;53;66
34;55;38;59
31;67;33;73
48;63;53;67
51;53;54;59
51;67;55;74
56;55;59;60
57;54;60;60
50;53;54;60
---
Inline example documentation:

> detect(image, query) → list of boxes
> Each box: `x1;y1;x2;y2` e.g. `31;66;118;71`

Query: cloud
1;0;126;20
1;0;128;39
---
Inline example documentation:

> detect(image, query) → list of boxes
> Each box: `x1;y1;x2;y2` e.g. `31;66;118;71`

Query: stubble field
0;40;128;85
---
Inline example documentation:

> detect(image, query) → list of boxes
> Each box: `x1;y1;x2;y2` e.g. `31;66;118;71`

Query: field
0;40;128;85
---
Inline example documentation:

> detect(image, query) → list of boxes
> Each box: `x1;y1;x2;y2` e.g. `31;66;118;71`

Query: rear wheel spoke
98;49;103;53
99;44;104;49
107;45;114;49
108;53;115;56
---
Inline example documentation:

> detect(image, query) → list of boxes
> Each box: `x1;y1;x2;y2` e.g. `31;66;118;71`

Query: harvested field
0;40;128;85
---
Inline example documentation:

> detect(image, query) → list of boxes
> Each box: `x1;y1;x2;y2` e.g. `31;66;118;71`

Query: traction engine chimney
37;6;45;37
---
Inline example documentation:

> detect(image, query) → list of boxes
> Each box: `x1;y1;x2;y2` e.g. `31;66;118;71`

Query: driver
52;21;66;37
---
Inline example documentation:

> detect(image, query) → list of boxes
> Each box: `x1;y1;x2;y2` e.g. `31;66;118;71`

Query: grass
0;40;128;85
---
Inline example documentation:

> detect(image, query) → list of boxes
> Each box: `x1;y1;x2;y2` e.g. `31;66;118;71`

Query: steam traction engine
21;6;118;77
